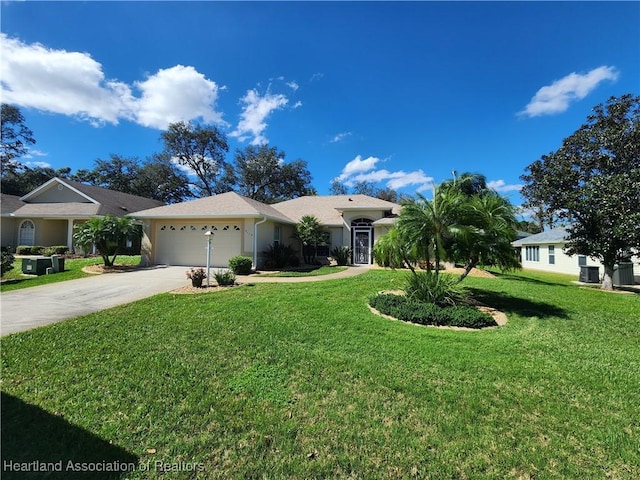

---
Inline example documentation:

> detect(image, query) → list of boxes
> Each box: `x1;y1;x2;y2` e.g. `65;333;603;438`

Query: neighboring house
1;194;26;249
131;192;401;268
512;227;640;281
1;177;164;251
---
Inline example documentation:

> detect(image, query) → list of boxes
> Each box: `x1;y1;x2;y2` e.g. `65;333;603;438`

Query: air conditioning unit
579;265;600;283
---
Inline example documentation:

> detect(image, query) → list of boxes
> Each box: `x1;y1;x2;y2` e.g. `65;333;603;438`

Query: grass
1;269;639;479
257;265;348;277
0;256;141;292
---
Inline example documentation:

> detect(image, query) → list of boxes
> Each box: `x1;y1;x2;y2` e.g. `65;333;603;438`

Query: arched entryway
351;218;373;264
19;219;35;246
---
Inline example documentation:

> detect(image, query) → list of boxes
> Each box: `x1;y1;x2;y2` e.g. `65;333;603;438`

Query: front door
353;228;371;264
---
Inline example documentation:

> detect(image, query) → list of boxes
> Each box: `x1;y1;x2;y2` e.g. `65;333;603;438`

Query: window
19;220;35;246
578;255;587;267
525;245;540;262
274;225;281;247
548;245;555;265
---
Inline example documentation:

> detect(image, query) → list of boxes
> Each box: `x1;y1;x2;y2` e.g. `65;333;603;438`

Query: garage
155;222;242;267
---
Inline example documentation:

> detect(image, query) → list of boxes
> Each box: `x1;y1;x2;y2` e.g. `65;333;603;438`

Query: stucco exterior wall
1;218;18;248
30;185;89;203
36;219;68;246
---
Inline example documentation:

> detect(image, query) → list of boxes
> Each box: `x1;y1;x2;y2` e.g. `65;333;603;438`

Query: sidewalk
237;265;370;283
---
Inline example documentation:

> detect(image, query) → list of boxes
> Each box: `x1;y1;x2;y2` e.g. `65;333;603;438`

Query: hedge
15;245;69;256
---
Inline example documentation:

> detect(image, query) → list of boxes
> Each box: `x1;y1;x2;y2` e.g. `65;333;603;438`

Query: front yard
1;269;639;479
0;256;141;292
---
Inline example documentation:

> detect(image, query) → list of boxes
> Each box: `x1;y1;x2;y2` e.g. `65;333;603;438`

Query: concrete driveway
1;266;187;336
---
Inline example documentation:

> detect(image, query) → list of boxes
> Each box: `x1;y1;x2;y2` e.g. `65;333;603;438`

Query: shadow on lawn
488;271;571;287
468;288;569;319
1;391;138;480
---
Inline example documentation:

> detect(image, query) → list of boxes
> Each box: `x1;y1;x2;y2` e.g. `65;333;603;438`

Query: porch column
66;219;74;251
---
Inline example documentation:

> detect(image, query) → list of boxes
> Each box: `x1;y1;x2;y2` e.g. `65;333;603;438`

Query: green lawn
0;256;141;292
257;265;348;277
1;269;639;479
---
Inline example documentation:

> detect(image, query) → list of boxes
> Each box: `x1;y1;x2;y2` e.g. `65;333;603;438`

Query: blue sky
2;1;638;212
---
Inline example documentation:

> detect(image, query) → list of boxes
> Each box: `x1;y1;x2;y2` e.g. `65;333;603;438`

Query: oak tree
521;94;640;290
223;144;313;203
161;121;229;197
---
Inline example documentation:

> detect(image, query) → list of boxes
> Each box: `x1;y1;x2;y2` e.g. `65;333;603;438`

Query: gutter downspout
253;217;267;269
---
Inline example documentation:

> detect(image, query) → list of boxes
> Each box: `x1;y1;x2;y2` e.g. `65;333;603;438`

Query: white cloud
24;160;52;169
487;179;523;193
520;66;618;117
23;149;48;159
293;101;303;109
286;81;299;91
336;155;433;192
310;72;324;82
330;132;352;143
170;157;197;177
134;65;226;129
230;89;288;145
337;155;380;181
515;205;538;221
0;34;225;129
0;34;134;125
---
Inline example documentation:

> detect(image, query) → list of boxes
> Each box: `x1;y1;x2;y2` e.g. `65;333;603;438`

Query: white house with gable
512;227;639;284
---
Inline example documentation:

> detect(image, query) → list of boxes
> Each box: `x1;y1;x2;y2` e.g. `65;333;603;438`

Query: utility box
50;255;65;273
22;257;53;276
579;265;600;283
613;262;634;285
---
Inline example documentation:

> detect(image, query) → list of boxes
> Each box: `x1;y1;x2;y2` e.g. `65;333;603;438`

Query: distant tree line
0;106;316;204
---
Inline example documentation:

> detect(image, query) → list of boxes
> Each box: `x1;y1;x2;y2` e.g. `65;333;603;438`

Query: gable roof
14;178;164;217
131;191;295;223
0;194;26;215
273;195;401;226
512;227;568;246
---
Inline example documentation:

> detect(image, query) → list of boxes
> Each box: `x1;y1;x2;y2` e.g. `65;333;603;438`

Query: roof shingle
132;191;294;223
273;195;401;226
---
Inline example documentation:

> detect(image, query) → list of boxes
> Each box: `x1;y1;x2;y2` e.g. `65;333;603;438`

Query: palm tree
384;174;520;283
449;191;520;282
397;186;470;274
295;215;323;264
372;227;419;273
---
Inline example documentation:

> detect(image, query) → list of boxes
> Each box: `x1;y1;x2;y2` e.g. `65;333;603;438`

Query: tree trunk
458;257;478;283
102;255;113;267
601;263;615;291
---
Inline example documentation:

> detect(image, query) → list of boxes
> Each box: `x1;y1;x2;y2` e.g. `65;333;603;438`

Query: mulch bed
82;265;141;274
171;284;239;294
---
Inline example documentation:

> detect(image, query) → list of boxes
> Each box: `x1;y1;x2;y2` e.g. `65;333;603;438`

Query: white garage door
156;222;242;267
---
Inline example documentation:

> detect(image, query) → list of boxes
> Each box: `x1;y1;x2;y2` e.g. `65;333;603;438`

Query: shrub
1;251;15;277
16;245;45;255
214;269;236;286
369;294;496;329
331;246;351;266
185;267;206;281
263;243;296;269
438;306;497;329
405;271;468;306
288;255;300;267
228;256;253;275
43;246;69;256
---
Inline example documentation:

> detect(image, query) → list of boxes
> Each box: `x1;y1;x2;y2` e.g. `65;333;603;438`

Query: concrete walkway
237;265;370;283
1;265;370;336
